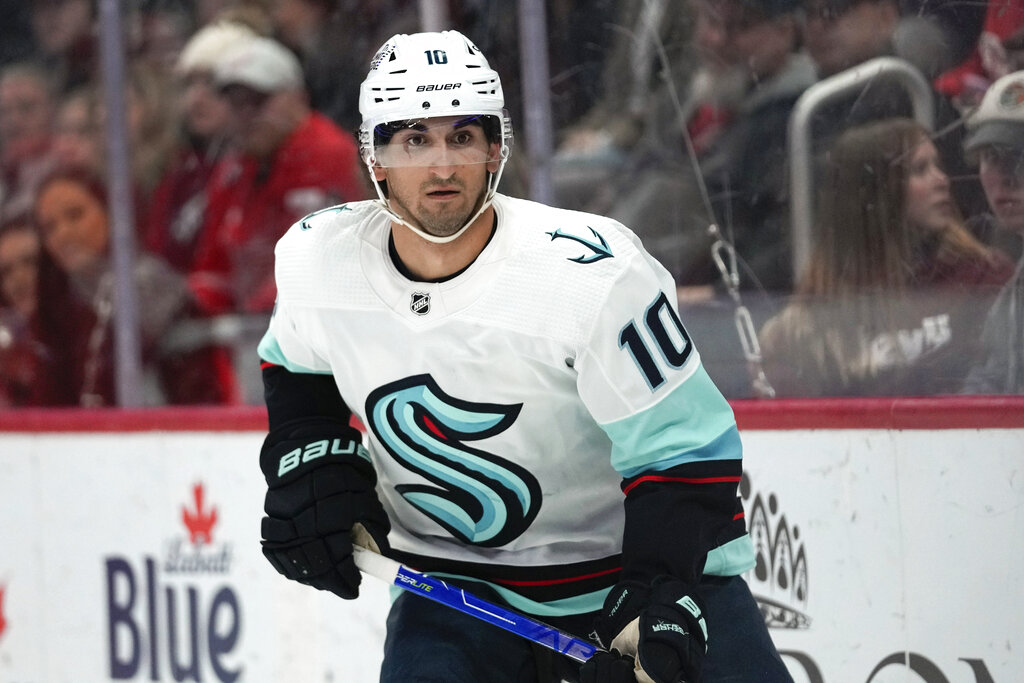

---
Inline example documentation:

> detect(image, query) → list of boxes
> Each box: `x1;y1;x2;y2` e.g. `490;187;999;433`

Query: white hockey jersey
258;194;753;616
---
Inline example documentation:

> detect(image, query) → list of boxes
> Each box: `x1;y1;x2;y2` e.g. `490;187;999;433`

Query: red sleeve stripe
260;361;278;370
492;566;621;587
733;511;745;521
622;474;742;496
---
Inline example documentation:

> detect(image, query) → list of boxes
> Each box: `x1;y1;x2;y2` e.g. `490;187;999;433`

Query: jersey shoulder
496;194;668;298
273;200;381;304
483;196;673;344
498;194;647;265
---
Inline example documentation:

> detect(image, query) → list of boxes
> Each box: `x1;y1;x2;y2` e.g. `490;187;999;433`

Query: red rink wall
0;397;1022;682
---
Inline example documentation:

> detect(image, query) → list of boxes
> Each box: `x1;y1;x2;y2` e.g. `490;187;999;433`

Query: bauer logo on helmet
417;83;462;92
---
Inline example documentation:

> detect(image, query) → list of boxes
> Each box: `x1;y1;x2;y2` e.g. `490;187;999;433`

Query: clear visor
372;116;498;168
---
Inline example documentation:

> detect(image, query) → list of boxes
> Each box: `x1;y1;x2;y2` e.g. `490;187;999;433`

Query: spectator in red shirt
193;35;369;316
141;23;263;406
145;20;257;275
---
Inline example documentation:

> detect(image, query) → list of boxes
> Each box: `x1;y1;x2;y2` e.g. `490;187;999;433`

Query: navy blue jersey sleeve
619;458;746;585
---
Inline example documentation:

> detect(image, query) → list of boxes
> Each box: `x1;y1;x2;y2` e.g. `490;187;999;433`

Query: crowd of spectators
0;0;1022;406
758;118;1014;396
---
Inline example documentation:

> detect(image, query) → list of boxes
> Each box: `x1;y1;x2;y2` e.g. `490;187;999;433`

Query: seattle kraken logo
365;375;541;547
547;226;613;263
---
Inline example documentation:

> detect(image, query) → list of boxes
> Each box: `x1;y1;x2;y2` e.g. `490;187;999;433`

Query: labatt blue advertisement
0;414;1021;682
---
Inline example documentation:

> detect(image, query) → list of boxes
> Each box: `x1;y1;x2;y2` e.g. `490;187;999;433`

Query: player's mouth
426;188;460;200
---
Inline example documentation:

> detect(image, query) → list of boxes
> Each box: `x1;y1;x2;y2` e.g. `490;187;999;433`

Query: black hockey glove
580;649;637;683
259;429;390;600
584;576;708;683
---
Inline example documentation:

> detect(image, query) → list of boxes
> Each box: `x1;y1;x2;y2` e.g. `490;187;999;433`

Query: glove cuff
593;579;650;649
261;432;373;487
595;576;709;652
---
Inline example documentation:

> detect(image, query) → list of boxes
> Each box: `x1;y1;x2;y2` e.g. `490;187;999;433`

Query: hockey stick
352;545;600;663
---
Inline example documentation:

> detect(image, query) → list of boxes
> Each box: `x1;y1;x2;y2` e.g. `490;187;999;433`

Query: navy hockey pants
379;574;793;682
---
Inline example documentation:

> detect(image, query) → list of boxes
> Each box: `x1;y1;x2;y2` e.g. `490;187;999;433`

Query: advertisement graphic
0;431;392;682
0;583;7;644
742;429;1019;683
105;481;242;682
0;417;1020;682
742;472;810;631
183;484;218;547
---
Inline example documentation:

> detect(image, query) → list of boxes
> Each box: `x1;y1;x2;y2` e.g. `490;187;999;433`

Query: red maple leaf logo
182;483;218;545
0;584;7;641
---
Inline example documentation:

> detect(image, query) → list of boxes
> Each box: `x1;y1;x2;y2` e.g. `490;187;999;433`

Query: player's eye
403;133;427;148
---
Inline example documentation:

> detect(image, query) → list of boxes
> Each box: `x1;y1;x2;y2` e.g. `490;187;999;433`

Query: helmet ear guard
357;30;514;243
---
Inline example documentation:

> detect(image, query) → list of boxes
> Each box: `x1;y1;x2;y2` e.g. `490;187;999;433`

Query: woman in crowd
759;117;1015;396
29;165;234;406
50;63;179;207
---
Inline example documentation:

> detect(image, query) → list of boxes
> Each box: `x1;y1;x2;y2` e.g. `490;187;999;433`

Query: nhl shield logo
410;291;430;315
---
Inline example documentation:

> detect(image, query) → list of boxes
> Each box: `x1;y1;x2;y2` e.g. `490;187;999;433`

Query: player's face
904;138;954;234
978;145;1024;234
374;116;501;239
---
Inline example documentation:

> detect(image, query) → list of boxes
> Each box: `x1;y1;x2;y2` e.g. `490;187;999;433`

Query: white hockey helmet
358;30;512;164
357;30;513;243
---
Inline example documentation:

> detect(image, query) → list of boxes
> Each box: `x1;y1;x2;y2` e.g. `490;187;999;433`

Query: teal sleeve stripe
605;366;742;478
703;534;756;576
256;329;331;375
427;574;611;618
613;425;742;480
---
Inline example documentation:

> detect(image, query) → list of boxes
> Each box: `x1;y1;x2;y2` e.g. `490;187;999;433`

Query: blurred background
1;0;1022;408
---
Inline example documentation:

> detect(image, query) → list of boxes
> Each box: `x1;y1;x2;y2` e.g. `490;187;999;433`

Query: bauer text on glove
259;427;390;599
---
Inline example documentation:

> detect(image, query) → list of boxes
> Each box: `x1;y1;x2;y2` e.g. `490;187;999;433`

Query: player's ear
486;143;501;174
372;165;388;182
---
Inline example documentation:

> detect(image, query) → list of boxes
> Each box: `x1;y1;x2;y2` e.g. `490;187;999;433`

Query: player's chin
413;209;465;236
424;199;470;220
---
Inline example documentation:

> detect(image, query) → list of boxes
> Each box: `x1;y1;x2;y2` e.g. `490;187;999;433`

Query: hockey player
255;30;791;683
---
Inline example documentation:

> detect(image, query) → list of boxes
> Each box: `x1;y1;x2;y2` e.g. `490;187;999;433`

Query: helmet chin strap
368;152;509;245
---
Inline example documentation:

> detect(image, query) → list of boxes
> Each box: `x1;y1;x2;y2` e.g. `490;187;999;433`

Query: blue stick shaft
353;546;599;663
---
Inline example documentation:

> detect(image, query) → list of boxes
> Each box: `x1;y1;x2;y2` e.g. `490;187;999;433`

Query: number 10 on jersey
618;292;693;391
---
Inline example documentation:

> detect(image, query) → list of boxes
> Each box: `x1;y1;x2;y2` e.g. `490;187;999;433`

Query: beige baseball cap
176;21;258;75
964;70;1024;152
213;36;304;93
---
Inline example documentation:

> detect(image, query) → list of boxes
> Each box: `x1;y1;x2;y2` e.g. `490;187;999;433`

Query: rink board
0;400;1021;683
